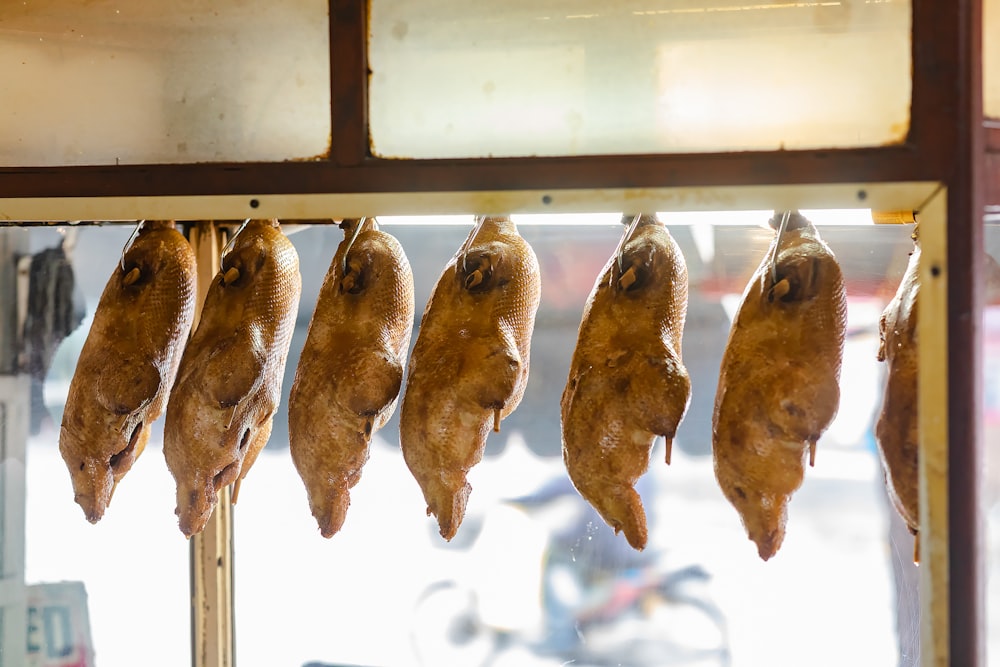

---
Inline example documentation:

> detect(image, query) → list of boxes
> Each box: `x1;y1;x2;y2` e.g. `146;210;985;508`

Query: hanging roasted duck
875;227;920;541
289;218;415;537
561;214;691;550
400;216;541;540
60;220;197;523
712;211;847;560
164;219;301;537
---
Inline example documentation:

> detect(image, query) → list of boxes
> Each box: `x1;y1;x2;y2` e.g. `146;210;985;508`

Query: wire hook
461;216;487;273
341;217;370;275
120;220;144;271
769;211;791;284
612;214;642;281
220;219;251;262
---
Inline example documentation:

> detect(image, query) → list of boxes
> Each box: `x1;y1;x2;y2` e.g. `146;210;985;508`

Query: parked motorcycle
410;474;731;667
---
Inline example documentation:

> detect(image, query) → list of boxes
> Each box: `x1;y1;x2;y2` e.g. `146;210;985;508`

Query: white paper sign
26;582;94;667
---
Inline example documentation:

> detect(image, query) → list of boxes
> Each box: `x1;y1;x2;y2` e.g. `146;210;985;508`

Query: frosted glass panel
987;0;1000;119
0;1;329;166
369;0;911;158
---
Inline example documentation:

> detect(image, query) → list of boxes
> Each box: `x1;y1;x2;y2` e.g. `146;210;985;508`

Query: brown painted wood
940;0;985;664
0;147;933;200
329;0;368;166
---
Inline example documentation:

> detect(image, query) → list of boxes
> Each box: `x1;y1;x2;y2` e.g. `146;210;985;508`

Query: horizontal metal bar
0;145;932;200
0;181;940;224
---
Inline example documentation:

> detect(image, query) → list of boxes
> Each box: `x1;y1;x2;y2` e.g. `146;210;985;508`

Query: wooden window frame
0;1;992;666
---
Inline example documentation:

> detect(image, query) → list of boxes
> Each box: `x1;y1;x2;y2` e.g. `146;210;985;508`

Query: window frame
0;1;990;666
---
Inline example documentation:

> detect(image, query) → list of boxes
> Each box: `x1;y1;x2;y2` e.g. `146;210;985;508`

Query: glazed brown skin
400;216;540;540
561;214;691;550
289;219;415;537
60;220;196;523
712;212;847;560
164;219;301;537
875;236;919;535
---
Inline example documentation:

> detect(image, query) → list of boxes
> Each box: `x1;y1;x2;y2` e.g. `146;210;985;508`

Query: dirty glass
229;213;914;667
368;1;912;158
0;1;330;167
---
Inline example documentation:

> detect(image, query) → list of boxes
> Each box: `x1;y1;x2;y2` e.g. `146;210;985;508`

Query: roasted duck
712;211;847;560
289;219;415;537
164;219;301;537
875;229;919;538
561;214;691;550
400;216;540;540
60;221;196;523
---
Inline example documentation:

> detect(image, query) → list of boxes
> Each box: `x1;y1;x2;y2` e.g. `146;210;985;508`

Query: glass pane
234;215;912;667
0;1;330;167
984;218;1000;667
987;0;1000;119
23;226;188;666
369;1;911;158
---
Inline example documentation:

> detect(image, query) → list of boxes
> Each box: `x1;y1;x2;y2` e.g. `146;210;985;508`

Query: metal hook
220;219;251;262
120;220;144;271
613;214;642;278
769;211;791;284
341;217;369;275
461;216;487;273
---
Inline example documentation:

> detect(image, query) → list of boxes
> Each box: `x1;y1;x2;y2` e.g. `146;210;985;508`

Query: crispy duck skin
875;233;919;536
164;219;301;537
60;221;197;523
561;214;691;550
712;211;847;560
289;219;415;537
400;216;540;540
